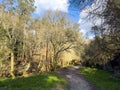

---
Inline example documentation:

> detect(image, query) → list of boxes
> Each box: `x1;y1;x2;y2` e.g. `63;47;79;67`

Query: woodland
0;0;120;88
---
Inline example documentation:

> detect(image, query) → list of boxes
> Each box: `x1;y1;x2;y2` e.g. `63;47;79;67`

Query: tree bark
23;62;31;77
52;55;58;71
10;51;15;79
45;38;48;72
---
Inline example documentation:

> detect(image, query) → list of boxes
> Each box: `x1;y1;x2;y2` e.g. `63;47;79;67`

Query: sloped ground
58;67;97;90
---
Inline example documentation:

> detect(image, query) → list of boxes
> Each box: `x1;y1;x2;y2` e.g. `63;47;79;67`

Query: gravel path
58;67;97;90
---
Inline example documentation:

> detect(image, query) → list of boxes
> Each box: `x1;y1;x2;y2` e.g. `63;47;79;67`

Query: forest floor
57;66;97;90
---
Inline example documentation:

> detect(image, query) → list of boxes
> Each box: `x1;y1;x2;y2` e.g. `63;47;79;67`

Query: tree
0;0;35;78
82;0;120;73
41;11;83;70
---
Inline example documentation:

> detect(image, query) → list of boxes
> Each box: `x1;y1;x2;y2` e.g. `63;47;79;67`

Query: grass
0;73;67;90
80;67;120;90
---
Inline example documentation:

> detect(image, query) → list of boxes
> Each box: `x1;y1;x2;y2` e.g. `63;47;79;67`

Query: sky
34;0;95;39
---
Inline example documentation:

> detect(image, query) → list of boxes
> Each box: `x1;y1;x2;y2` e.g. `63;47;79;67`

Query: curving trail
58;67;97;90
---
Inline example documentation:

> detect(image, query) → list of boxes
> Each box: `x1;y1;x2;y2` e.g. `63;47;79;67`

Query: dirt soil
57;67;98;90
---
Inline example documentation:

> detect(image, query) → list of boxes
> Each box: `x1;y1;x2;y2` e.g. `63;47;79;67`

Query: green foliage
82;0;120;68
83;32;120;66
80;67;120;90
0;74;67;90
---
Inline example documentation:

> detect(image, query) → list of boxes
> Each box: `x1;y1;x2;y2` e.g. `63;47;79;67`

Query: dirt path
58;67;97;90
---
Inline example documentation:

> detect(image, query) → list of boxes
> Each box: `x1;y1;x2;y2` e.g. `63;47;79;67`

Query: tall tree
0;0;35;78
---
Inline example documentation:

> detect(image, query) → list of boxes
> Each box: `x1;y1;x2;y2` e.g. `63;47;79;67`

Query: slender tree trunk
0;61;3;70
23;62;31;77
10;51;15;79
45;38;49;72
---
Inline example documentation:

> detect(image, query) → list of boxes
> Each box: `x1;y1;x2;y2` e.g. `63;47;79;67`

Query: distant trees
34;11;83;71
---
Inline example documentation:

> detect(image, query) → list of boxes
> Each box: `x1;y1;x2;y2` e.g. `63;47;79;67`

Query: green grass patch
0;73;67;90
80;67;120;90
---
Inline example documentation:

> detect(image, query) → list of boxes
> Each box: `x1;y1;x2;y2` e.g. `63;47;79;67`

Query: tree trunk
10;51;15;79
45;38;48;72
0;61;2;69
23;62;31;77
52;55;58;71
